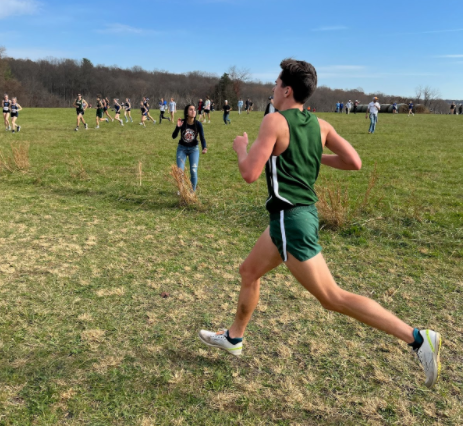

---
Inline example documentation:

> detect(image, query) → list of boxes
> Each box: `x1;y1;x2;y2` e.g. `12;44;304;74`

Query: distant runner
73;94;88;131
10;97;22;133
3;94;11;131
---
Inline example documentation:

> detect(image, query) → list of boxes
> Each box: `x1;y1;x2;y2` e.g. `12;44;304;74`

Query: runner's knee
239;262;260;282
318;288;349;312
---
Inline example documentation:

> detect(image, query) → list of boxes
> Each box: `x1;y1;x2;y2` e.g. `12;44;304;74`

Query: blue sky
1;0;462;99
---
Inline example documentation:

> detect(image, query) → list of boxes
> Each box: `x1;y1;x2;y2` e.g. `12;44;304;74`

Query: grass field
0;109;462;425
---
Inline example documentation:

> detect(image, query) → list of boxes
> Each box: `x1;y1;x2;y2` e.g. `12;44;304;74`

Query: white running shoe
95;126;100;129
111;119;114;122
152;120;156;124
198;330;243;356
17;126;21;132
414;329;441;388
208;121;211;123
84;123;88;129
75;127;79;131
120;121;124;126
106;118;109;123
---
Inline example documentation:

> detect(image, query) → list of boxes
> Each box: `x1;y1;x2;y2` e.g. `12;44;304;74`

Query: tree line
0;47;451;113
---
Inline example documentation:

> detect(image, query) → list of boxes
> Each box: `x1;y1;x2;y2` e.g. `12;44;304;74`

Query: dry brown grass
317;163;379;229
0;143;30;173
68;155;89;180
169;164;198;206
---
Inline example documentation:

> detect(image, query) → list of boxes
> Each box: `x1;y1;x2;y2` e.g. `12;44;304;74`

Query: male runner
199;58;441;389
73;94;88;131
95;96;109;128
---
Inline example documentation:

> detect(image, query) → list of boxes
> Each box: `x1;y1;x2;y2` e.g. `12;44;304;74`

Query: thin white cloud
0;0;41;19
312;26;348;32
437;54;463;58
97;23;159;35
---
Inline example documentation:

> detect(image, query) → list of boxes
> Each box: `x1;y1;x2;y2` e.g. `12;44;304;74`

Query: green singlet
75;99;84;113
265;108;323;262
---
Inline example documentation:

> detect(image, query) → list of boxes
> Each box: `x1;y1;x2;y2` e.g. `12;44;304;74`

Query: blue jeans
369;113;378;133
176;145;199;190
223;113;231;124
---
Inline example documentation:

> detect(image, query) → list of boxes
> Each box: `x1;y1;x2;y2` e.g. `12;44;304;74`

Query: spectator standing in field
222;100;231;124
172;104;207;191
73;94;88;131
392;102;398;114
245;98;250;113
3;94;11;130
340;101;344;114
366;96;380;133
10;97;22;133
353;100;359;114
203;96;211;123
159;98;170;123
199;58;441;390
95;96;110;128
335;101;340;113
450;101;456;114
169;98;177;123
459;104;462;115
197;99;204;122
346;100;352;114
238;98;244;114
408;101;414;116
264;96;277;116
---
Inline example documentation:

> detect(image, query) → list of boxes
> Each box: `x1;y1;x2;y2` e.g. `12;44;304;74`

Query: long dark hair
183;104;198;135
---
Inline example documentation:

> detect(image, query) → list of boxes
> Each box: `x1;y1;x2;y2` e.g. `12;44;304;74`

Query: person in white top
203;96;211;123
169;98;176;123
345;100;352;114
366;96;380;134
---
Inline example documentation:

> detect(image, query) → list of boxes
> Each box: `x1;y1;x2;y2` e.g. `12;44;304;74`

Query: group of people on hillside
2;94;22;133
449;101;463;115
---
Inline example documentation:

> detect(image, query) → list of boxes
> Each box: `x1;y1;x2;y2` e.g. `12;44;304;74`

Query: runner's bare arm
319;119;362;170
233;113;281;183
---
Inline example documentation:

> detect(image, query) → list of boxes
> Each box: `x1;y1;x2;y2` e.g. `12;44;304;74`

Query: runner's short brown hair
279;59;317;104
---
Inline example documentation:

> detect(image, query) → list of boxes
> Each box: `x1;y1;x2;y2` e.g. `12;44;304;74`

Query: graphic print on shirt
183;128;196;143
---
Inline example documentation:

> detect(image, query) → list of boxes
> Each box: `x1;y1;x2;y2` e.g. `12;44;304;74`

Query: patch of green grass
0;109;462;425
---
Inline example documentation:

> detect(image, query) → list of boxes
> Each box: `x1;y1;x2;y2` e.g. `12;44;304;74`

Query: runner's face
273;77;285;109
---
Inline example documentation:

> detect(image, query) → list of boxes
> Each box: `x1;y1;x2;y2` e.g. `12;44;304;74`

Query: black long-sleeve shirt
172;120;206;149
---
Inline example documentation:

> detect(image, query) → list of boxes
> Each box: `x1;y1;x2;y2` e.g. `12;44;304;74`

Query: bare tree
415;85;441;111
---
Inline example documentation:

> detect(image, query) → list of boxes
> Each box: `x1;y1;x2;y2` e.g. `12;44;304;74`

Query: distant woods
0;48;451;112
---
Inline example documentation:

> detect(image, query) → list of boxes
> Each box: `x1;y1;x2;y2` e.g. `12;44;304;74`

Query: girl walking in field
3;94;11;131
113;99;124;126
10;98;22;133
172;104;207;191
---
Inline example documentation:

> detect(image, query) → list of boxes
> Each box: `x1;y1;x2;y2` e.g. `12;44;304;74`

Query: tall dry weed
0;143;30;173
316;163;379;229
68;156;88;180
170;164;198;206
